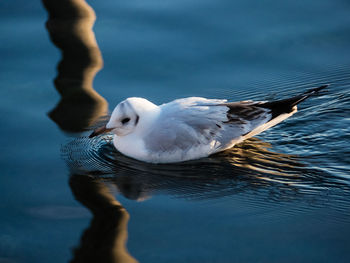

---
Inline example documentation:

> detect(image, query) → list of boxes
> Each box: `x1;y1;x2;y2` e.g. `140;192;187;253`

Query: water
1;0;350;262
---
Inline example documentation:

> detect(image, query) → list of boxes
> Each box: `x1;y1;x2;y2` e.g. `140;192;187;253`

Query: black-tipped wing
224;84;328;121
257;84;329;118
217;85;329;149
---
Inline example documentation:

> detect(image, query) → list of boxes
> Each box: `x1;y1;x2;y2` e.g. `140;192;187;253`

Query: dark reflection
63;135;349;203
43;0;108;133
69;174;138;263
42;1;137;261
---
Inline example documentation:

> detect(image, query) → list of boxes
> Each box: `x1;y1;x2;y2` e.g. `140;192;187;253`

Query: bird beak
89;125;114;138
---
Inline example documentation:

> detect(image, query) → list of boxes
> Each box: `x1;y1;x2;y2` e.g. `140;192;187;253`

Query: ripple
62;135;350;217
214;63;350;102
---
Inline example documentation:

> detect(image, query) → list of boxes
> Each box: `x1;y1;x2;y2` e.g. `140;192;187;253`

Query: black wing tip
258;84;330;118
304;84;330;95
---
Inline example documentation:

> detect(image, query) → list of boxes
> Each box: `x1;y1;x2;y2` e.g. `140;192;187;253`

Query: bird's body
90;85;328;163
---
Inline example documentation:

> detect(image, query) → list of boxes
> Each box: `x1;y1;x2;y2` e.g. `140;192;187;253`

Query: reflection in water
63;135;350;205
69;174;138;263
42;1;136;261
43;0;108;133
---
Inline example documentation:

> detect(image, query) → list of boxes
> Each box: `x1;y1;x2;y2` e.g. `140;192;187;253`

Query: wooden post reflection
69;174;138;263
42;0;108;132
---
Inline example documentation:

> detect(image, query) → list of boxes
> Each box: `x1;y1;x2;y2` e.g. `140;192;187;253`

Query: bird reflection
42;0;108;133
111;138;305;201
63;136;315;202
69;174;138;263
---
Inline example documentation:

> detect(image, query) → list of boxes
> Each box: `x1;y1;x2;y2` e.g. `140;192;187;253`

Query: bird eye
121;117;130;124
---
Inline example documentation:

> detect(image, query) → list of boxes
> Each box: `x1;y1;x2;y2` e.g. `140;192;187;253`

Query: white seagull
90;85;328;163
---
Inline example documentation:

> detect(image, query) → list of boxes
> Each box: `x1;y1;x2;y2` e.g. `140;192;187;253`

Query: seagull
90;85;328;163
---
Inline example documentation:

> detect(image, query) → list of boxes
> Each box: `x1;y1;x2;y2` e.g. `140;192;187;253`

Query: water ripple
62;135;350;218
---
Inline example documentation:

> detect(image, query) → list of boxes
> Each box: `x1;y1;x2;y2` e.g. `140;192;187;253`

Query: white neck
134;106;161;135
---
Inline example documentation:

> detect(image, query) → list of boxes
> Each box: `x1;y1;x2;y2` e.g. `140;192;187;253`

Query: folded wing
143;85;327;157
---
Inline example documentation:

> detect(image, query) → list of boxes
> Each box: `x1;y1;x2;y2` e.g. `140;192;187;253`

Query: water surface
0;0;350;262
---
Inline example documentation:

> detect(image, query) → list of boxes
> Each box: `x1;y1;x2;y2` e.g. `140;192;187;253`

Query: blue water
1;0;350;262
